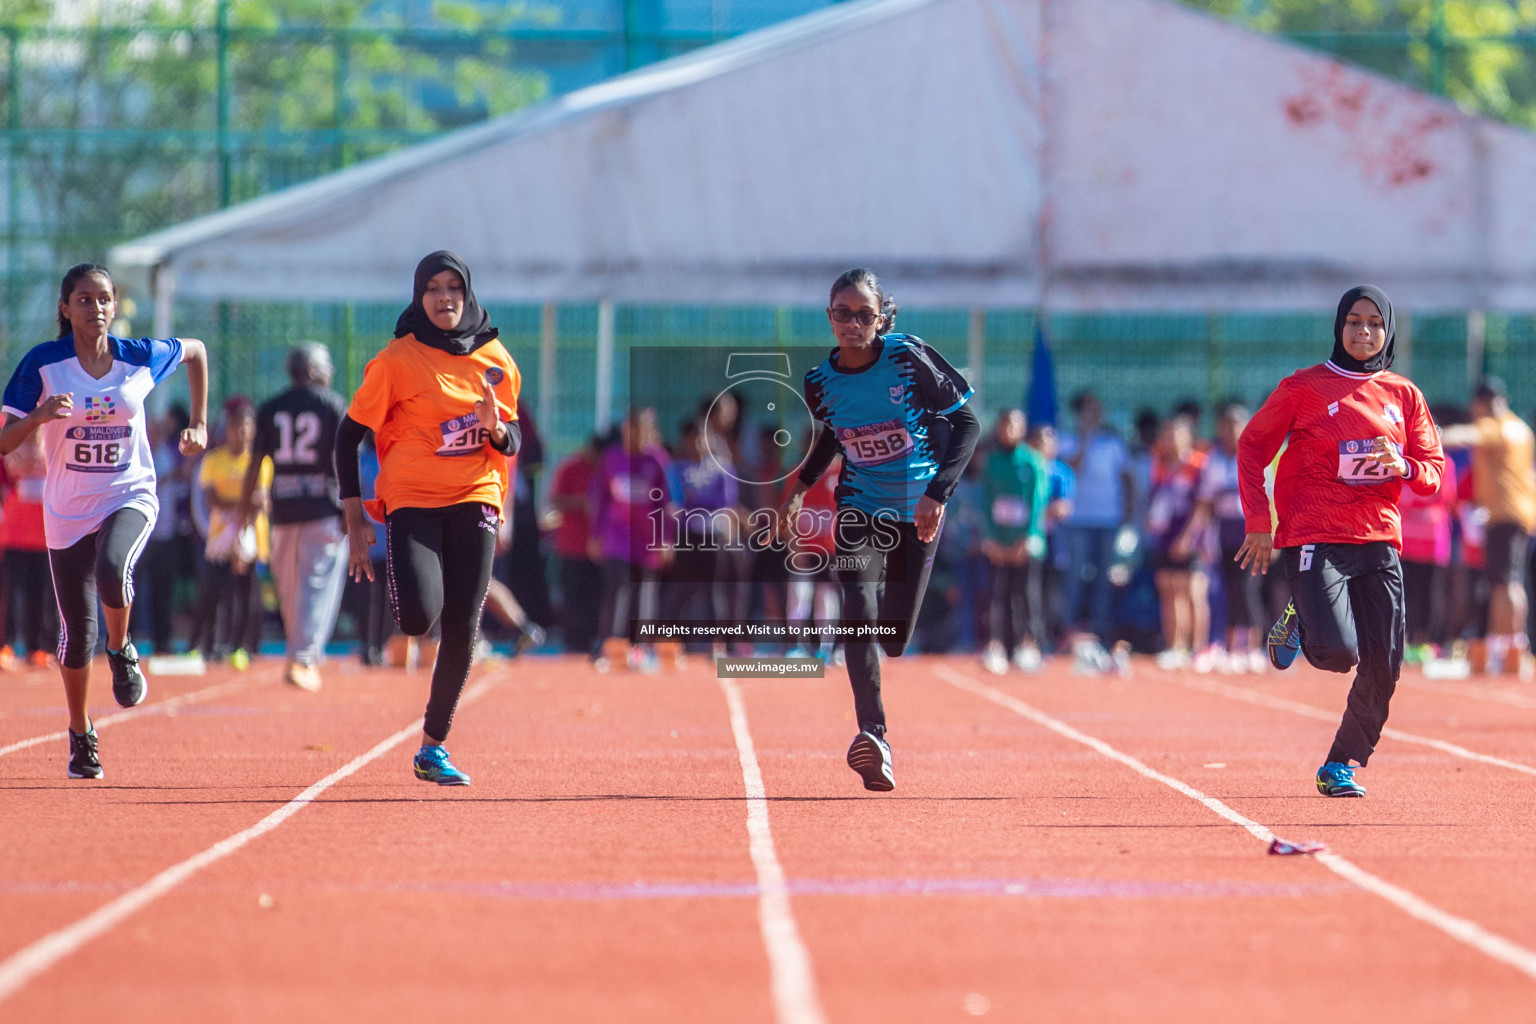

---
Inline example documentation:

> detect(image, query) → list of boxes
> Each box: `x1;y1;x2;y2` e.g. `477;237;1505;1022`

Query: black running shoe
108;637;147;708
68;728;103;779
846;731;894;792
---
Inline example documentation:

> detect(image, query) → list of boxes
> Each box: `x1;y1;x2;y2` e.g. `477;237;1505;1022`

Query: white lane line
935;666;1536;983
0;675;498;1004
718;678;826;1024
1169;675;1536;780
0;674;266;759
1402;677;1536;712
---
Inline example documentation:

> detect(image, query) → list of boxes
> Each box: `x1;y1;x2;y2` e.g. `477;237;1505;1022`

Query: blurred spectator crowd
0;373;1530;680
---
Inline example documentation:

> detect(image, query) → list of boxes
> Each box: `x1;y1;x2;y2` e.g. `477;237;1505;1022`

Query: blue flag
1026;321;1058;428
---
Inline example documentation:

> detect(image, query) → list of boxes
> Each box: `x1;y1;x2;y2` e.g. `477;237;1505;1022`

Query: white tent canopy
112;0;1536;313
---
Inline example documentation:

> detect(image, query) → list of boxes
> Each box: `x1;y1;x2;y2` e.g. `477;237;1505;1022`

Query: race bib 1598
436;413;489;457
839;420;912;467
64;425;131;474
1337;439;1394;486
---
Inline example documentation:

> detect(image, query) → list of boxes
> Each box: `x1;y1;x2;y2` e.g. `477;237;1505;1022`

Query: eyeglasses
828;307;881;327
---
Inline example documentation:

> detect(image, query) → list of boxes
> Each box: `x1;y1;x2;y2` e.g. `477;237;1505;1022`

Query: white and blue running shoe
1316;761;1365;797
413;745;472;786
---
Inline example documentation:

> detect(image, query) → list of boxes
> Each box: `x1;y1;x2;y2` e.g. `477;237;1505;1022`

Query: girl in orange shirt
334;251;521;786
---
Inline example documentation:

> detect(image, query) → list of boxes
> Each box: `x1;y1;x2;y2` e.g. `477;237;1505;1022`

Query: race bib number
64;425;131;474
436;413;490;457
839;420;912;467
991;496;1029;527
1337;439;1394;486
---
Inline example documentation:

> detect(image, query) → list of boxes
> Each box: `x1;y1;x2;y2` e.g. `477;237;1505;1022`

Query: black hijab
1330;284;1394;374
394;250;497;356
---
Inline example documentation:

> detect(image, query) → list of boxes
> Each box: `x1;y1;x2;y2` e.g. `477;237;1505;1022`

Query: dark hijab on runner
1330;284;1395;373
394;250;497;356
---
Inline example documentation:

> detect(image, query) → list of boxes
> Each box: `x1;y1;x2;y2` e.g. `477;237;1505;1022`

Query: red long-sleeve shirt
1237;362;1444;550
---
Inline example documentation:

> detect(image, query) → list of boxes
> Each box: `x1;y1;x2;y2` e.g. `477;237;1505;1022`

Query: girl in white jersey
0;264;208;779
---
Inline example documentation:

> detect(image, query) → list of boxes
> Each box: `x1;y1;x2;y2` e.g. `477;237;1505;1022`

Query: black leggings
1402;559;1448;647
1219;545;1266;632
386;503;498;743
988;558;1043;649
1283;542;1404;767
595;558;656;654
836;509;940;737
5;548;57;656
190;561;262;658
48;507;153;670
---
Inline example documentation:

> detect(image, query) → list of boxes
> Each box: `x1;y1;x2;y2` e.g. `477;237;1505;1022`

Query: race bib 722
436;413;490;457
64;425;131;474
1337;439;1394;486
839;420;913;467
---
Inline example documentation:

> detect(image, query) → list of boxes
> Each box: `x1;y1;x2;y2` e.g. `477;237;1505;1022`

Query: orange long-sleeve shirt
1237;362;1444;550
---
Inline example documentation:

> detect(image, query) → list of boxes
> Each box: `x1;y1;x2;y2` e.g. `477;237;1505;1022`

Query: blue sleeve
117;336;184;385
666;461;684;505
2;352;44;419
903;338;973;416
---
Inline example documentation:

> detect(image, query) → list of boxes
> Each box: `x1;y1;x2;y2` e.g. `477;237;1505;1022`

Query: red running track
2;652;1535;1022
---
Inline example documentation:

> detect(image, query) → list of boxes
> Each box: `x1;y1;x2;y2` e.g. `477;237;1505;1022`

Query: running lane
742;655;1536;1024
0;657;774;1024
1128;662;1536;952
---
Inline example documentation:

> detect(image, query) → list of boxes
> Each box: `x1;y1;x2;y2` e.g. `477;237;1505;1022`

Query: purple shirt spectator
588;443;675;570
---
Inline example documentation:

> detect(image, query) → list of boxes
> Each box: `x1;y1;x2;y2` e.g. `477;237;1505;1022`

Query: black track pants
48;507;153;670
836;510;940;738
386;503;498;743
1282;541;1405;767
988;559;1043;649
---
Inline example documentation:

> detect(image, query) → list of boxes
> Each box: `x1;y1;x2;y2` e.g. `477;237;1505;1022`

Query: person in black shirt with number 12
240;343;350;692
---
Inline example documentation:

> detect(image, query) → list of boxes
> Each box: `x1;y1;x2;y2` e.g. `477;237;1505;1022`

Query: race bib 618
65;425;131;474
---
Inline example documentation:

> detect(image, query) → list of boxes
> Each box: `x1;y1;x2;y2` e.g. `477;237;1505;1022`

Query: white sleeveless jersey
2;335;184;549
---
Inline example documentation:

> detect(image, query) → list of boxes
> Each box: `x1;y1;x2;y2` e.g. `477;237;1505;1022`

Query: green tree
1184;0;1536;128
1;0;548;342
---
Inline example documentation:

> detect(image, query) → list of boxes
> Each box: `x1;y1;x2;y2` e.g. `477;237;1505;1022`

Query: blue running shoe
1316;761;1365;797
413;745;471;786
846;731;894;792
1267;601;1301;671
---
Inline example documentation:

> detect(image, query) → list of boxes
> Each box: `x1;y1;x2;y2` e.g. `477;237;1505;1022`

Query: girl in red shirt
1236;285;1445;797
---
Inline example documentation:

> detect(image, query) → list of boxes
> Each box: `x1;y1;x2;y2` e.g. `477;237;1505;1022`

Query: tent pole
1467;309;1485;385
596;299;615;433
152;263;176;339
147;263;176;415
967;308;985;417
539;301;558;446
